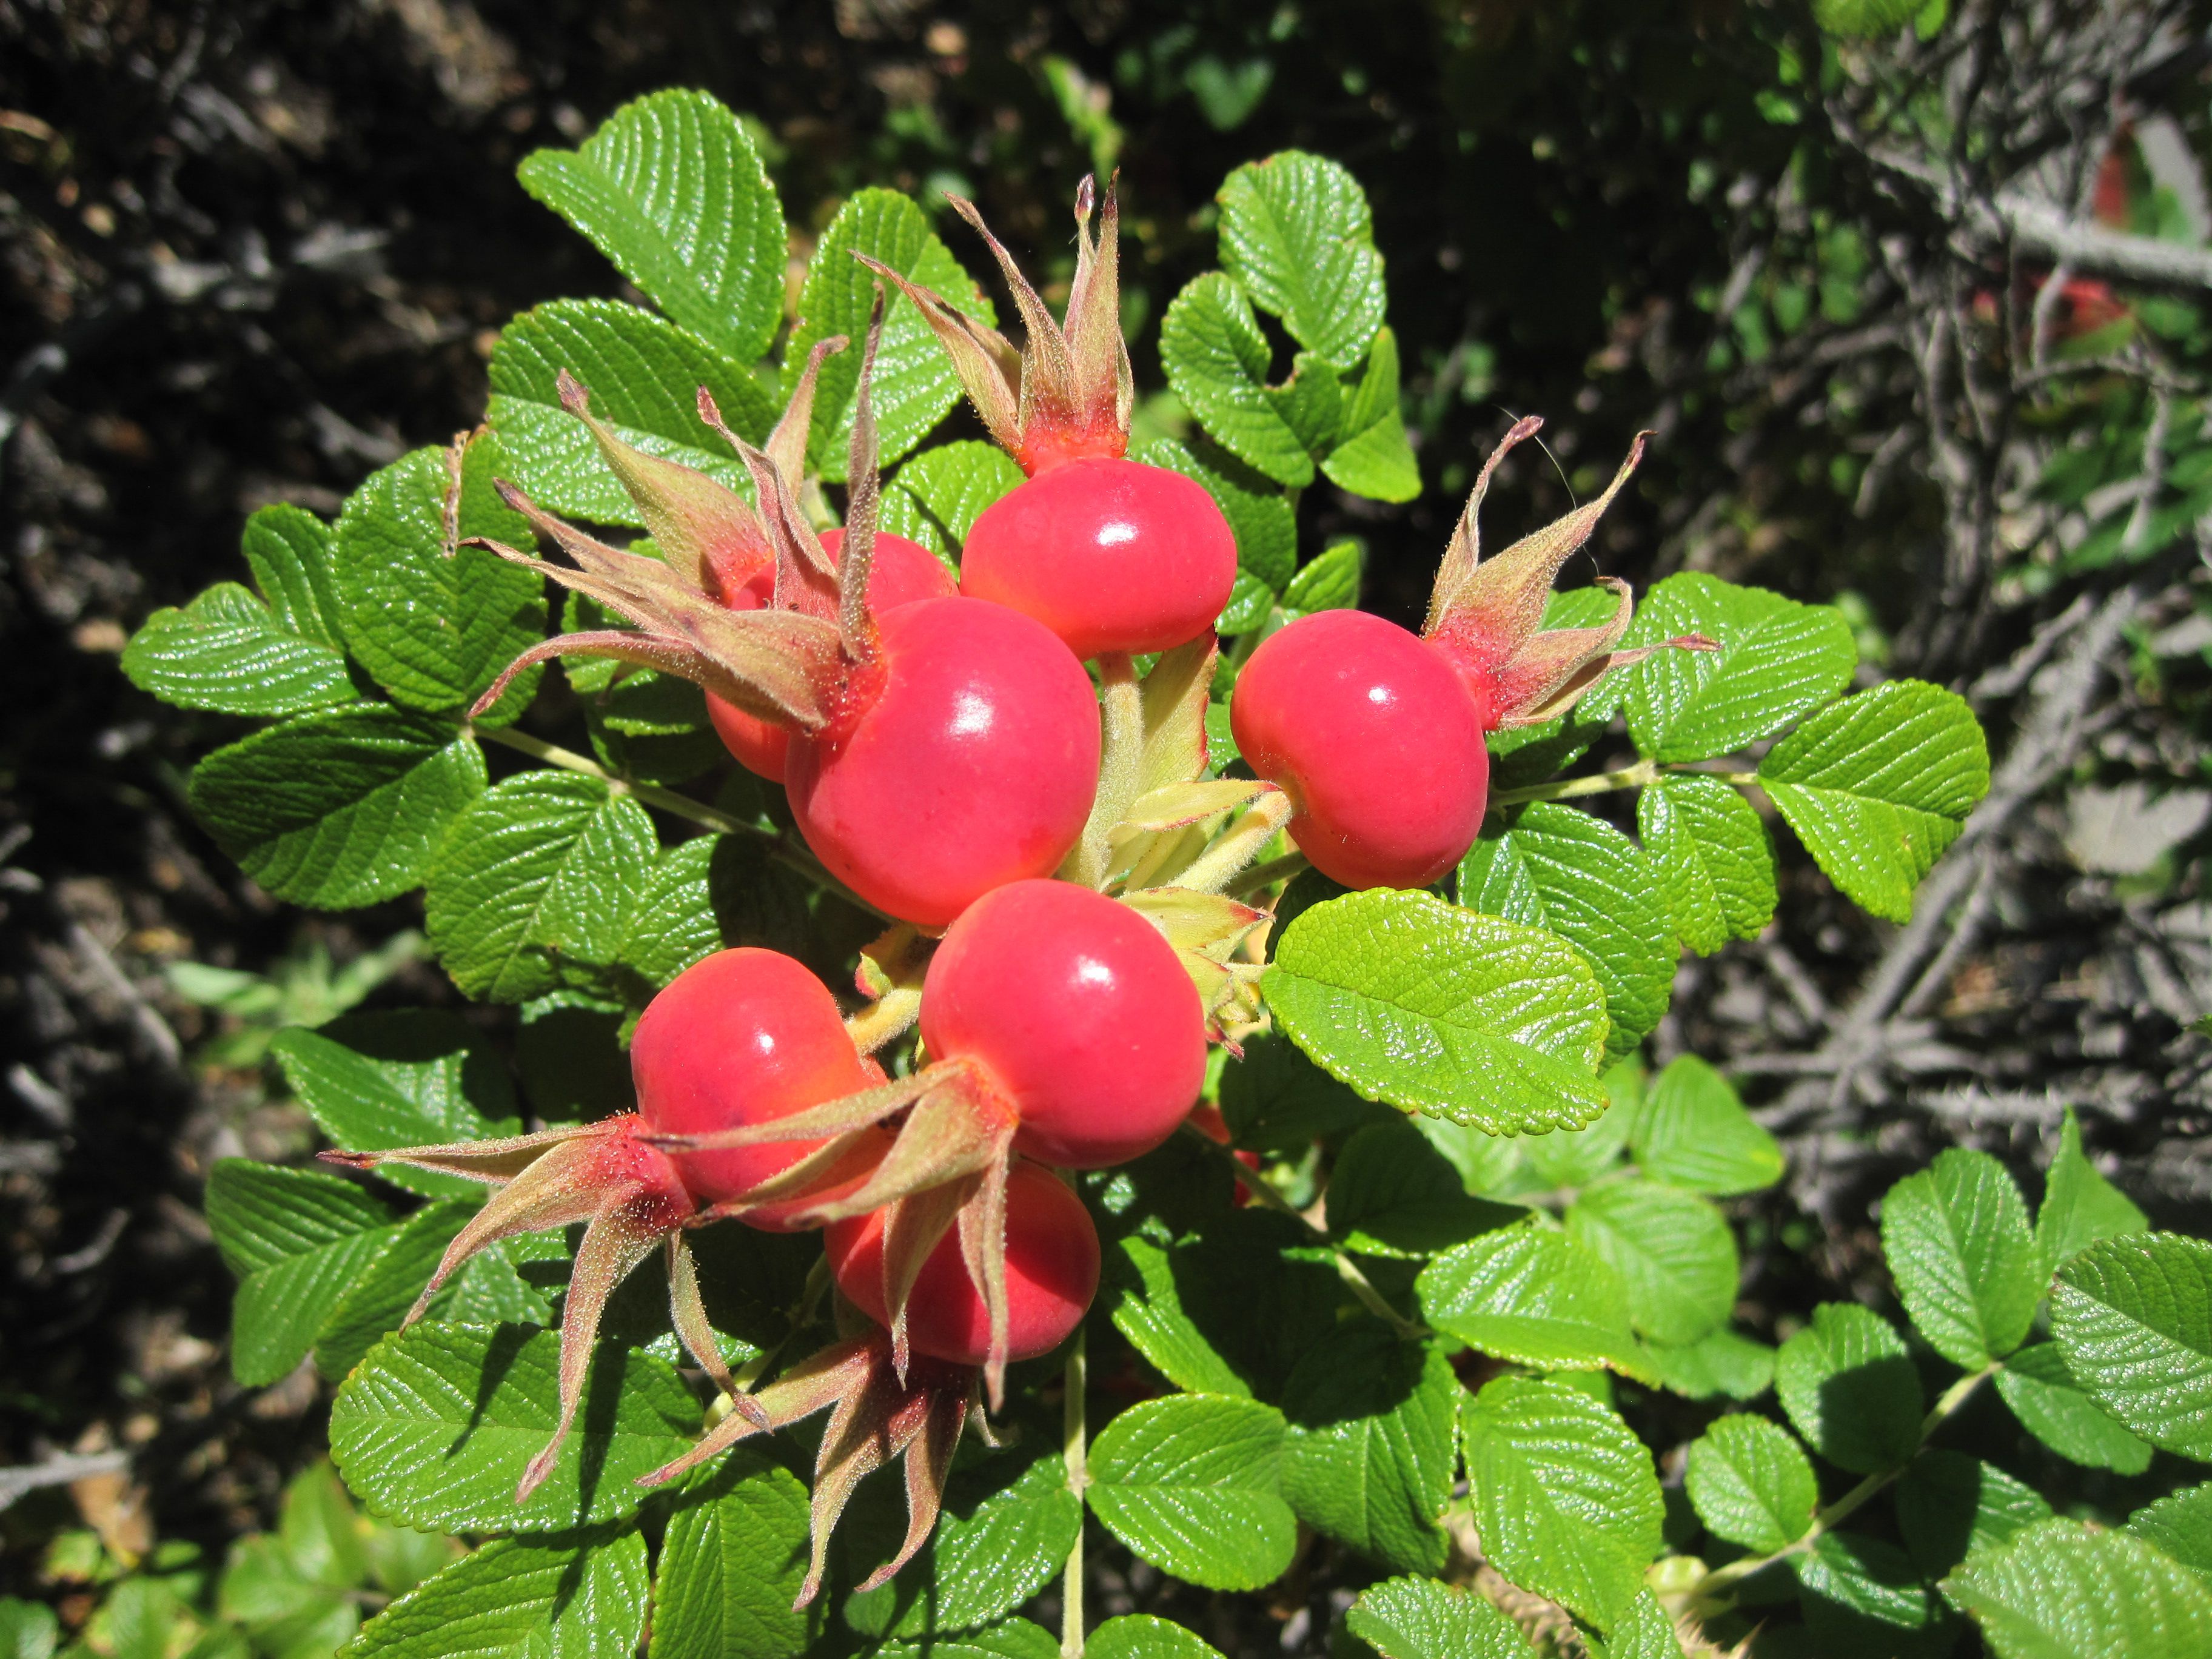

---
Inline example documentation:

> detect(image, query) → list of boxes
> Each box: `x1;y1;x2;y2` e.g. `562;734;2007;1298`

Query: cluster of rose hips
328;179;1695;1605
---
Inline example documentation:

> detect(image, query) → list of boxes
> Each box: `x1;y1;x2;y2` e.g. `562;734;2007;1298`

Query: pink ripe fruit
919;878;1208;1168
1231;608;1490;891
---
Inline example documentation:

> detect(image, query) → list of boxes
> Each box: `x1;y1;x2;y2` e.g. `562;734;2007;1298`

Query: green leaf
1216;150;1386;370
517;90;786;364
1458;803;1675;1063
221;1530;359;1659
1792;1530;1949;1651
270;1013;521;1199
243;502;346;649
124;583;357;717
1085;1615;1227;1659
1417;1219;1655;1381
1159;273;1312;487
2130;1481;2212;1584
1586;1591;1687;1659
204;1159;397;1386
1138;435;1297;600
1636;774;1777;954
1757;680;1991;923
1216;1029;1396;1155
0;1598;58;1659
1611;574;1856;762
1104;1215;1346;1401
1523;1059;1642;1188
1264;890;1612;1134
488;299;776;526
189;706;486;910
2037;1106;2148;1273
1894;1450;2051;1580
1943;1517;2212;1659
1774;1302;1922;1473
1567;1178;1739;1347
1322;328;1419;502
787;188;993;481
1629;1056;1783;1197
328;1322;701;1532
330;442;545;723
1684;1414;1817;1552
346;1529;648;1659
880;441;1024;562
870;1620;1060;1659
1460;1375;1664;1628
1344;1576;1534;1659
1992;1342;2154;1473
615;834;813;990
1815;0;1921;37
1881;1148;2041;1369
1086;1393;1296;1591
315;1201;473;1381
1641;1327;1776;1402
2050;1233;2212;1458
1327;1120;1522;1258
1108;1235;1252;1399
424;772;657;1004
1281;539;1364;615
649;1455;813;1658
846;1450;1082;1640
1281;1323;1458;1574
1265;352;1345;456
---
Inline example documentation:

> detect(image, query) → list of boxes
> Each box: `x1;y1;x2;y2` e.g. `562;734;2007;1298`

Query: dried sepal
1421;419;1712;729
859;175;1133;475
635;1332;977;1610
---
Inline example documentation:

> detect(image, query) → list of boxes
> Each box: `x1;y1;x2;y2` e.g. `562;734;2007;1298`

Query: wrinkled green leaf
1281;1322;1457;1574
1217;150;1386;369
1085;1615;1227;1659
1637;774;1777;953
2130;1481;2212;1585
1159;273;1312;486
1642;1327;1777;1403
1684;1414;1817;1552
649;1453;813;1658
1881;1148;2041;1369
1774;1302;1922;1473
1567;1178;1739;1347
1328;1120;1521;1258
346;1529;648;1659
1894;1450;2050;1580
243;501;347;649
1993;1341;2154;1473
1417;1219;1654;1381
1943;1517;2212;1659
124;582;358;717
2050;1233;2212;1458
1345;1576;1533;1659
1086;1394;1296;1592
1322;328;1419;502
206;1158;398;1386
1629;1056;1783;1197
880;441;1024;562
2037;1106;2148;1274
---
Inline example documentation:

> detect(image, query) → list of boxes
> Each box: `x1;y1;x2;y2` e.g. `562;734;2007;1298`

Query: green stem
475;723;887;919
1178;1124;1429;1343
1687;1363;1998;1614
1224;848;1309;899
1060;1326;1088;1659
1065;654;1145;890
1491;757;1659;806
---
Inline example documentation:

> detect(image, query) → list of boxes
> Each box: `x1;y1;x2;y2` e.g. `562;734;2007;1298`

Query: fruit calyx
1420;417;1714;729
638;1329;977;1610
318;1116;766;1503
464;295;897;739
859;175;1131;475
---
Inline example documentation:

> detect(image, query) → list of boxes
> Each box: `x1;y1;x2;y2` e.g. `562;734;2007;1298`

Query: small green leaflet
271;1011;520;1199
1216;150;1386;370
517;89;787;365
1683;1414;1817;1553
1085;1393;1296;1591
1641;1327;1777;1403
617;833;813;990
1587;1590;1689;1659
347;1530;648;1659
1522;1059;1641;1189
2050;1233;2212;1458
1629;1056;1783;1196
1321;328;1419;503
489;299;775;526
648;1454;814;1659
1416;1219;1655;1381
1942;1517;2212;1659
1159;273;1313;487
1281;539;1362;615
1264;890;1611;1134
880;441;1024;563
1757;679;1991;923
205;1159;396;1386
189;706;485;910
1085;1615;1228;1659
1281;1322;1458;1574
1791;1530;1947;1648
123;582;358;717
1345;1576;1535;1659
1775;1303;1922;1473
1992;1342;2153;1473
2037;1105;2148;1273
242;501;346;648
220;1463;372;1658
1894;1450;2051;1580
313;1201;472;1381
787;188;994;481
2129;1481;2212;1584
1458;803;1676;1063
424;771;657;1004
1636;774;1777;954
1605;572;1856;762
1460;1375;1664;1629
1265;352;1343;457
1882;1148;2042;1370
1566;1178;1740;1347
328;1323;701;1532
1138;435;1297;599
1108;1235;1259;1399
330;440;545;723
1326;1120;1523;1258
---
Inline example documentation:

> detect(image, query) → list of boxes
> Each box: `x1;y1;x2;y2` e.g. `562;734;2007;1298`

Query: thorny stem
1178;1124;1429;1344
1060;1326;1088;1659
1686;1362;1999;1615
475;723;890;920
